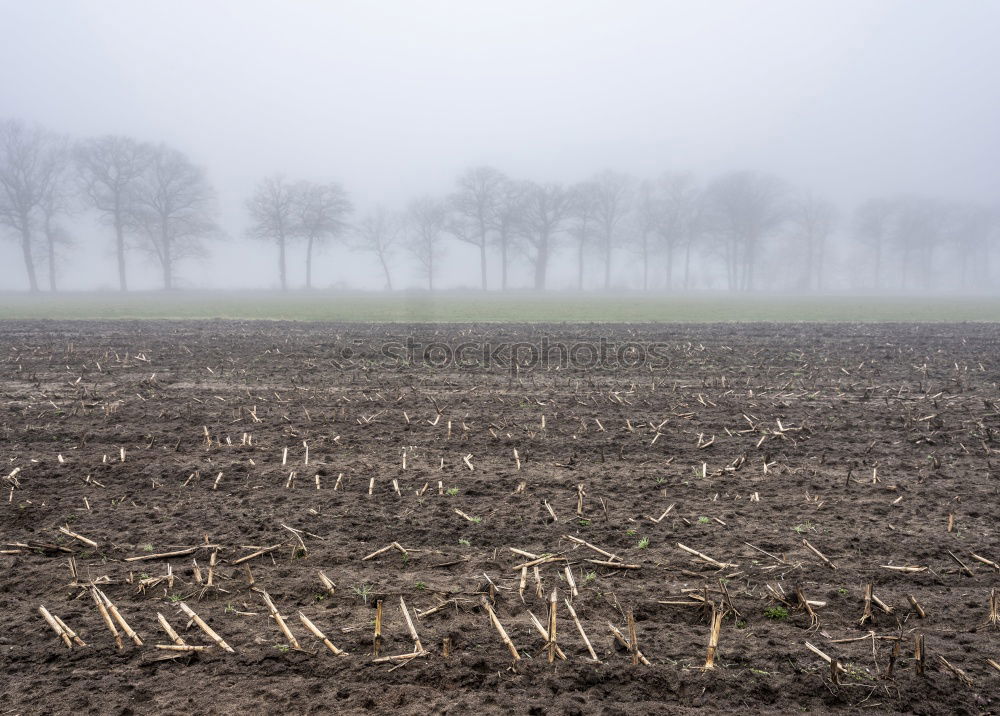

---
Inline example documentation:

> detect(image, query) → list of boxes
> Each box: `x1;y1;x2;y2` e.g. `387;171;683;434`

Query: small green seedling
352;583;375;605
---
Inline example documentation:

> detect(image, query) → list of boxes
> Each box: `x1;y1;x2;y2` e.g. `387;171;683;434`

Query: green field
1;291;999;323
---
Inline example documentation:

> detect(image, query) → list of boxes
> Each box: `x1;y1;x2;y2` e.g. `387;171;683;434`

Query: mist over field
5;5;1000;709
1;0;999;296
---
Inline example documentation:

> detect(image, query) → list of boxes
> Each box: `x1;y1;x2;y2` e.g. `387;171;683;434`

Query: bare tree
591;170;634;290
653;172;702;291
488;177;524;291
520;181;571;290
353;205;401;290
0;119;62;292
449;166;504;290
38;138;75;292
133;144;217;290
627;180;657;291
407;197;447;290
852;197;895;290
788;192;838;291
247;175;296;291
568;180;599;290
704;171;786;292
891;197;947;290
75;135;151;291
947;202;997;287
293;181;352;289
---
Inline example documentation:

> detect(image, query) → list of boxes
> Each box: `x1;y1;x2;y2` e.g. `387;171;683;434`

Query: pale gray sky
1;0;998;290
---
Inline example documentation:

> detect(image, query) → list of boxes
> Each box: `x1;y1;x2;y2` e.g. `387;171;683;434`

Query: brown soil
1;320;998;715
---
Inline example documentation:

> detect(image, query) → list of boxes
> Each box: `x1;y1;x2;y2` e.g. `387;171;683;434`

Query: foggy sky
1;0;999;291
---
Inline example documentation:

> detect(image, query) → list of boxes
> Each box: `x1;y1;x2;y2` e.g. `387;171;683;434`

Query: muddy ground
1;320;998;714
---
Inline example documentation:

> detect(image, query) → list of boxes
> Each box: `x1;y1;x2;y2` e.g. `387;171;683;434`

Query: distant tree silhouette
788;192;838;291
353;205;401;290
853;198;895;290
590;170;634;290
704;171;786;292
630;179;657;291
293;180;351;289
134;144;217;290
448;166;505;290
568;180;599;290
406;197;447;290
38;137;74;291
0;119;63;292
247;174;296;291
75;134;152;292
520;181;571;290
652;172;702;291
948;203;997;287
487;177;525;291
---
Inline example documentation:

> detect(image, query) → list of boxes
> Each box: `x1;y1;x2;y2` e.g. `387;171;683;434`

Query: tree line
2;117;998;292
0;119;217;292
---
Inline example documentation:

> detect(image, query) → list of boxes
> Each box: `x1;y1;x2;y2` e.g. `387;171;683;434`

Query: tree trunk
479;241;487;291
577;238;585;290
733;242;741;291
475;218;490;291
683;240;692;290
428;249;434;291
161;223;173;290
665;242;674;291
162;250;173;290
20;221;39;293
534;234;548;290
114;216;127;292
278;235;287;291
603;234;612;290
45;218;57;292
642;240;649;292
305;234;314;290
732;241;742;291
742;237;755;292
378;251;393;291
725;240;736;291
500;233;509;291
